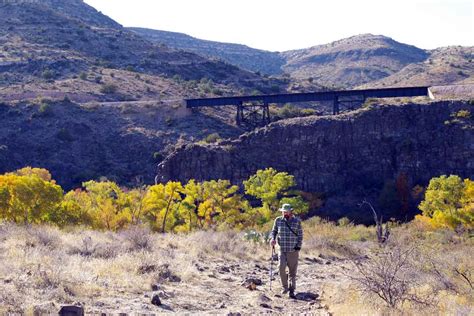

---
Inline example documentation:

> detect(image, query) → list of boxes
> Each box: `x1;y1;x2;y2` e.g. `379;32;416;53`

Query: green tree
280;196;309;216
244;168;297;225
244;168;295;212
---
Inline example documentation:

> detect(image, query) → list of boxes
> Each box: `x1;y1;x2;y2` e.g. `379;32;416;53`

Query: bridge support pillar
235;102;271;127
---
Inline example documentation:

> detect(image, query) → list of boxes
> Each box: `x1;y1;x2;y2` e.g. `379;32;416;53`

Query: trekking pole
269;245;275;291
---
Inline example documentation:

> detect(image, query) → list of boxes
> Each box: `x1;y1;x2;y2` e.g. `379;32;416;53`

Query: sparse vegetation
100;83;118;94
203;132;222;143
271;104;319;120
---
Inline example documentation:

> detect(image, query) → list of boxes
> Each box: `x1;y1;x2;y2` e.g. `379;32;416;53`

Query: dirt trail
87;254;351;315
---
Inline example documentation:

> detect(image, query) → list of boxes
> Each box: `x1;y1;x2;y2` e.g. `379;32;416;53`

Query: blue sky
84;0;473;51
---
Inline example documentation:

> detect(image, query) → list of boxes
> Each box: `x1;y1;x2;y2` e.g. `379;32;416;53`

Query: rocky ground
0;222;370;315
1;221;472;315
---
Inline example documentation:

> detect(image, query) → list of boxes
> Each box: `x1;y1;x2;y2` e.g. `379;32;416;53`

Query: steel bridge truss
185;86;431;126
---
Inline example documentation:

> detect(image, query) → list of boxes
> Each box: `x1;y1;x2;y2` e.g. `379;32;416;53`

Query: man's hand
271;240;276;247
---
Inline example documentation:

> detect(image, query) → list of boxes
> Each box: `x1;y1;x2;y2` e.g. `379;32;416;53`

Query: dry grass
0;223;268;314
0;221;472;314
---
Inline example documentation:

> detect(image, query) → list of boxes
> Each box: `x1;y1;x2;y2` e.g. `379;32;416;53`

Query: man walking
270;203;303;299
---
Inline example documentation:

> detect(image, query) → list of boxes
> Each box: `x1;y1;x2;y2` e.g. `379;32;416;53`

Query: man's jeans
279;251;299;291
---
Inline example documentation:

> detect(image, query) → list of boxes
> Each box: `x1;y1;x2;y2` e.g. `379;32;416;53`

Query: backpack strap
284;219;298;236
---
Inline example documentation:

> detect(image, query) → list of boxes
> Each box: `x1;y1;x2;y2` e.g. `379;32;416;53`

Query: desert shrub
67;235;119;259
243;229;271;244
37;102;53;117
203;133;222;143
100;83;118;94
41;69;55;80
120;225;152;252
337;217;352;227
153;152;163;161
349;241;436;308
26;225;61;249
454;110;471;119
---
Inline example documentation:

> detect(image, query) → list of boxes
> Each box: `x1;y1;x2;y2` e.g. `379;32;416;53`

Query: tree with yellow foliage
143;181;183;232
0;168;63;224
82;180;130;230
199;179;249;230
417;175;473;230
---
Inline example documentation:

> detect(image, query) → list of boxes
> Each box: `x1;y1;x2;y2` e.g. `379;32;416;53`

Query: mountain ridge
132;28;473;88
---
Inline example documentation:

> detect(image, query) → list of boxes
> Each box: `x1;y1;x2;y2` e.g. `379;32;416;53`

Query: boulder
58;305;84;316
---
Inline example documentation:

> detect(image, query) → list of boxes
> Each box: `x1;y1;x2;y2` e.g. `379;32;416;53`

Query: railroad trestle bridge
185;86;432;127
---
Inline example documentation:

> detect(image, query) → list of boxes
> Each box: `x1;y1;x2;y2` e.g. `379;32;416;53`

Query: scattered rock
305;257;324;264
227;313;241;316
58;305;84;316
255;264;269;271
217;266;231;273
151;294;162;306
258;294;271;302
246;283;257;291
242;277;262;286
241;277;262;290
295;292;319;301
138;264;157;274
260;303;272;309
158;264;181;282
151;284;160;291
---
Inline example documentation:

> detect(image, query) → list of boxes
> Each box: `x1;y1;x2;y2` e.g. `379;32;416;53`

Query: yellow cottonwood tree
143;181;183;232
199;179;248;230
417;175;474;230
82;180;131;230
0;169;63;224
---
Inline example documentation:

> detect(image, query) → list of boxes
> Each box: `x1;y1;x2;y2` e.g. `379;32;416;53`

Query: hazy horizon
83;0;473;52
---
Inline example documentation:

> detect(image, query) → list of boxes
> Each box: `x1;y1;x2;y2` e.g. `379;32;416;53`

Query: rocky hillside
134;29;473;88
0;98;244;189
360;46;474;88
281;34;429;88
157;100;474;220
0;0;276;99
129;27;286;76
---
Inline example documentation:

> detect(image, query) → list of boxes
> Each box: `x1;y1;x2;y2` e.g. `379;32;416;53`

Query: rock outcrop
157;101;473;218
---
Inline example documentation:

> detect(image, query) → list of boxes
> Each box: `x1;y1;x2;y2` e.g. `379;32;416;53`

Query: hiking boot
289;290;296;299
281;288;289;295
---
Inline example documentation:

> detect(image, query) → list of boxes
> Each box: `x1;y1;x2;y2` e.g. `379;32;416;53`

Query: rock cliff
157;101;473;219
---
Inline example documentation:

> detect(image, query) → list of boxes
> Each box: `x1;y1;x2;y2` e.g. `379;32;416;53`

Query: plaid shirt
271;216;303;253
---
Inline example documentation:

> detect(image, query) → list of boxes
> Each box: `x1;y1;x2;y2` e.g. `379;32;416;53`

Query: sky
83;0;473;52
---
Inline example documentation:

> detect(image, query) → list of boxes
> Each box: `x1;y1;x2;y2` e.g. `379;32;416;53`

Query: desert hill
134;29;473;88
